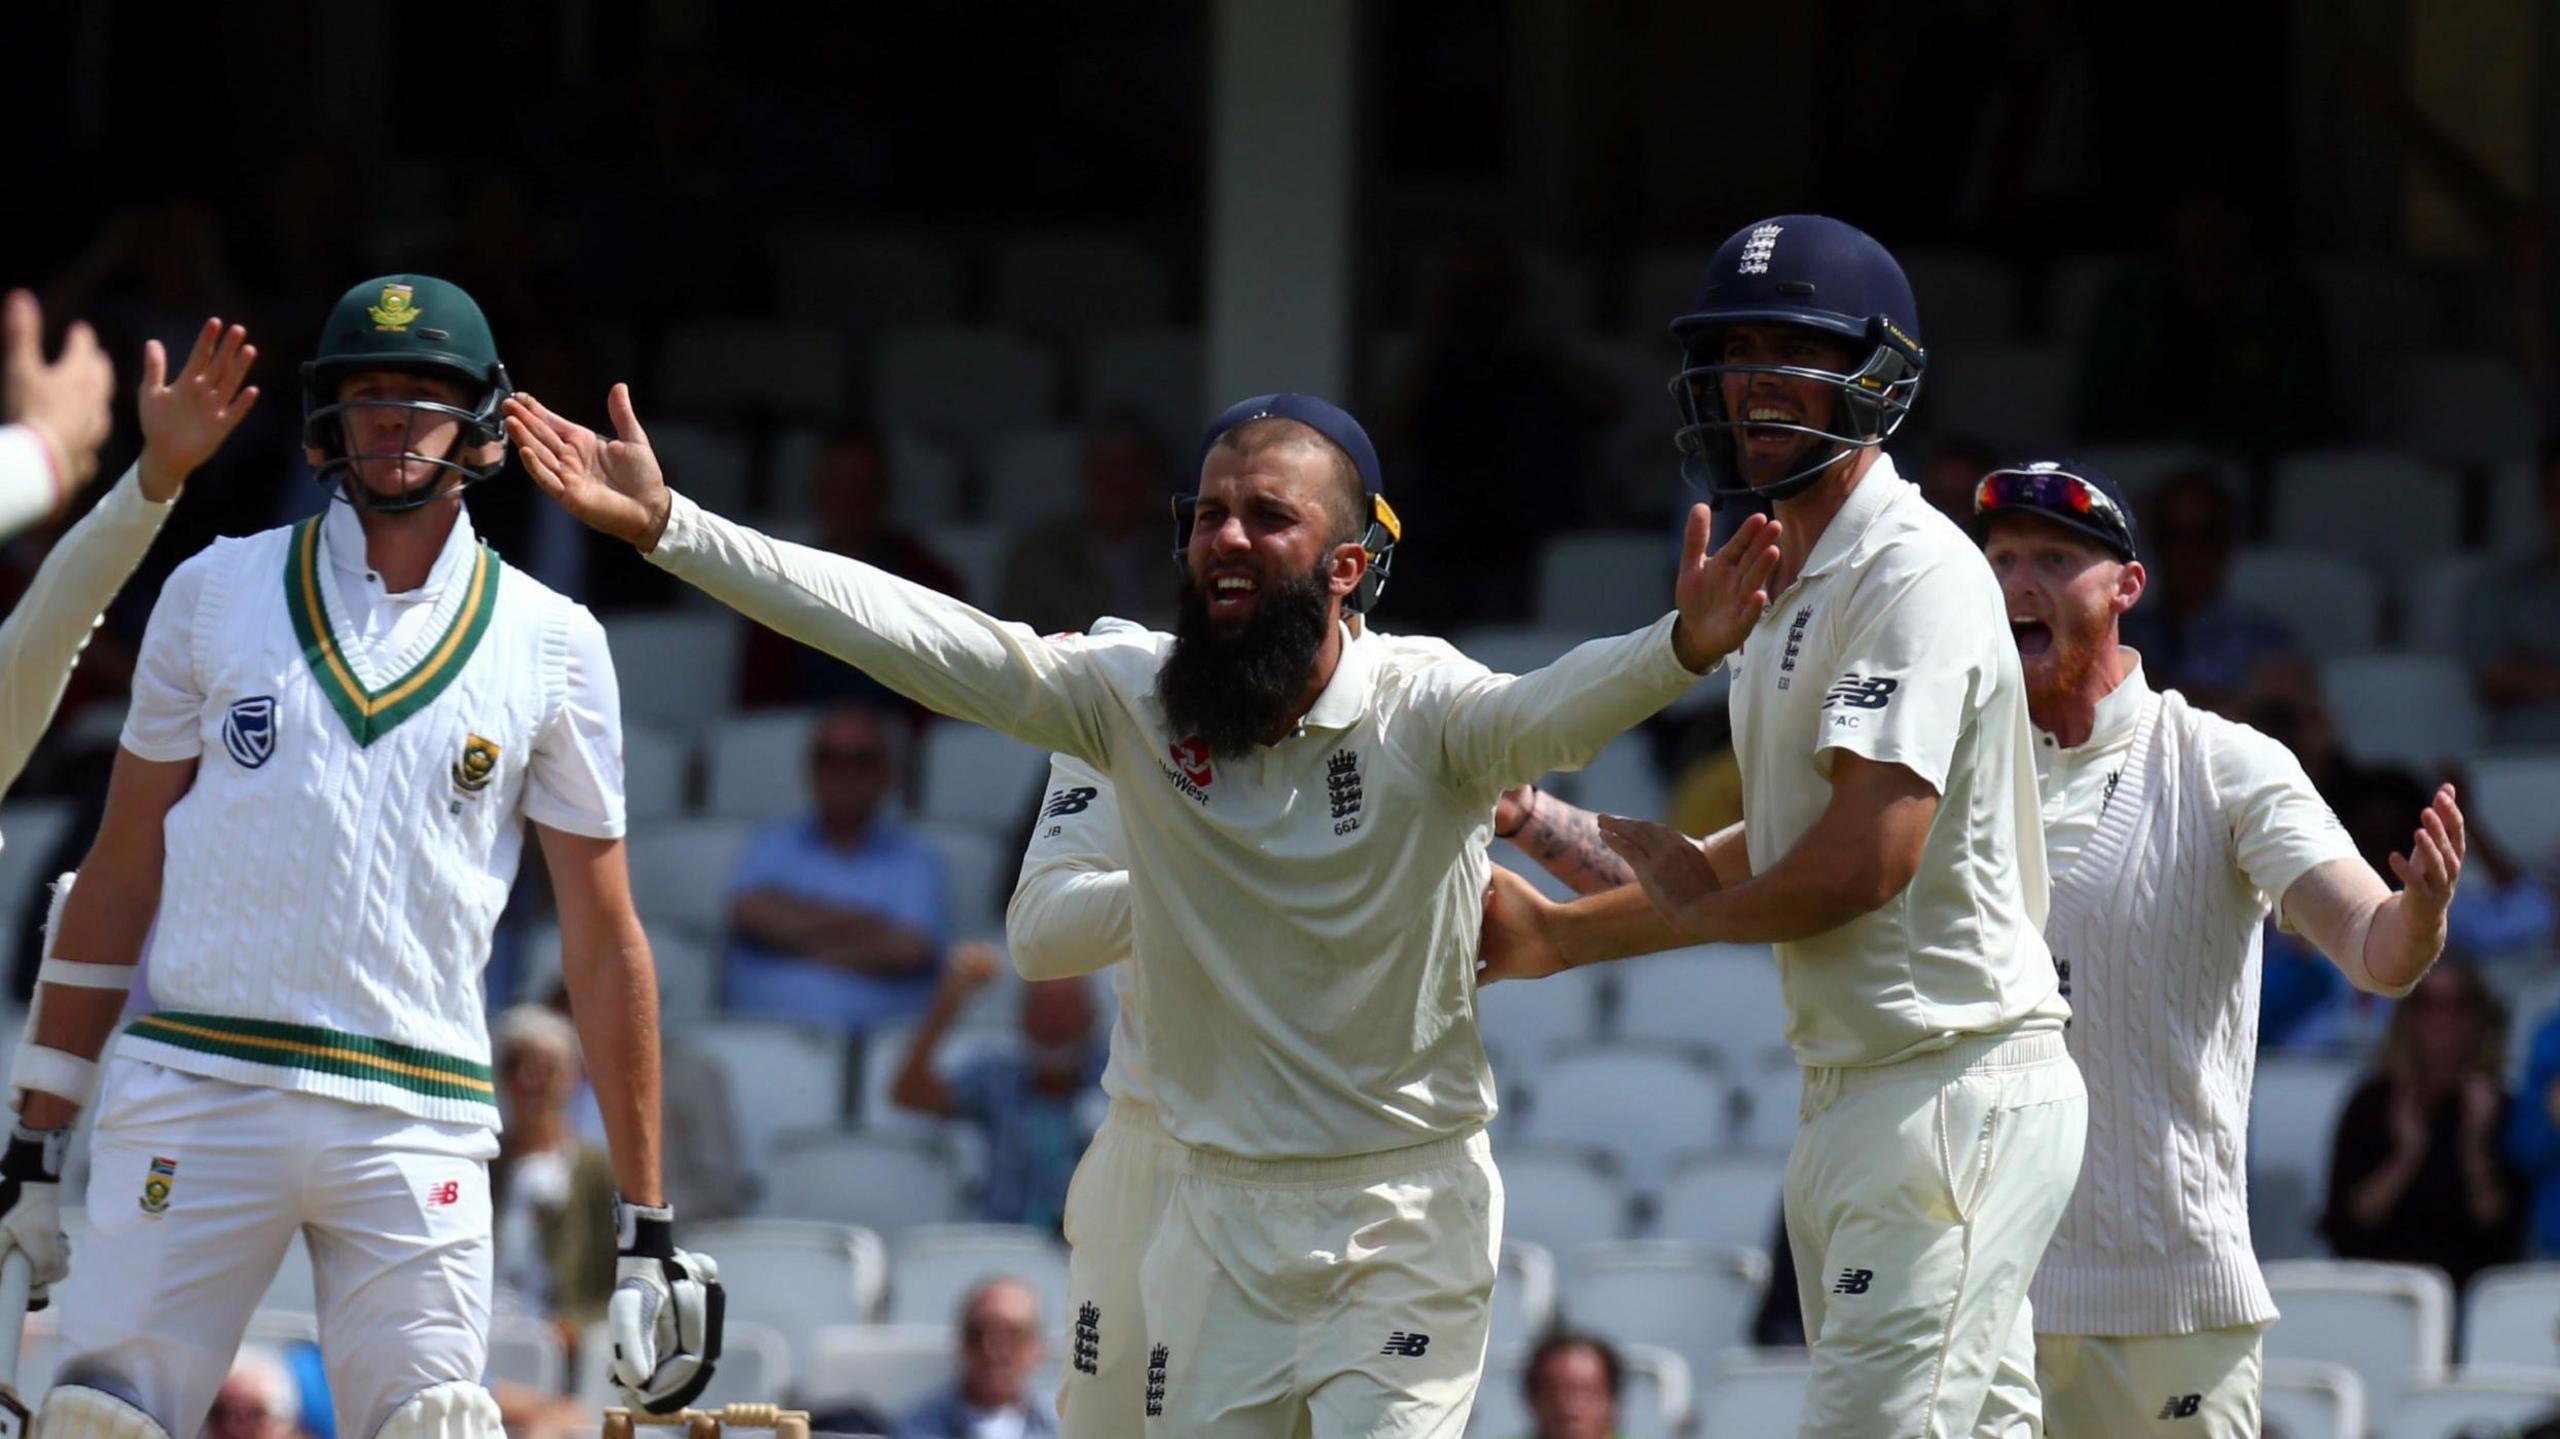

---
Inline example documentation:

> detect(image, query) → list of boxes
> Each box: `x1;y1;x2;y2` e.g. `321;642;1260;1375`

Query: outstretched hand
2389;782;2466;922
136;317;260;501
1476;865;1567;986
504;384;673;550
1597;814;1718;937
1672;503;1782;672
3;290;115;495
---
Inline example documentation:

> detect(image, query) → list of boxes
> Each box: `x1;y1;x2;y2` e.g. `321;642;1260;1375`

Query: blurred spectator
2321;963;2525;1290
892;946;1099;1231
206;1347;301;1439
723;706;949;1035
2462;438;2560;747
2503;994;2560;1256
740;427;968;709
997;412;1177;637
2120;469;2295;715
2074;183;2339;457
1518;1330;1623;1439
1379;238;1618;633
490;1005;616;1332
895;1277;1058;1439
1913;435;2000;529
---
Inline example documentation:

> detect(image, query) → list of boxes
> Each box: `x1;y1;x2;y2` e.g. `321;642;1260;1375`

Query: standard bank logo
223;695;278;769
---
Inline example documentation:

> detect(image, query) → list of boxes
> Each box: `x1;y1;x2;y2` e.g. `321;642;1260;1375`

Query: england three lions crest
222;696;278;769
451;733;501;797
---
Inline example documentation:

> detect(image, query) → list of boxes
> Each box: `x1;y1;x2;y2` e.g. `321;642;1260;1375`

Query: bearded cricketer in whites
509;380;1775;1438
11;276;720;1439
1966;460;2461;1436
1478;215;2084;1438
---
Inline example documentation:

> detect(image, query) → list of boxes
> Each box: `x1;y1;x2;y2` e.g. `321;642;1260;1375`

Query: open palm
1672;504;1782;671
137;318;259;499
504;384;673;549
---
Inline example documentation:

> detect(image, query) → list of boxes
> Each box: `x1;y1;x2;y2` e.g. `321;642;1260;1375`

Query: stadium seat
1651;1150;1789;1251
1475;945;1606;1076
991;234;1177;338
914;820;1009;939
2270;451;2463;561
2066;444;2238;508
874;327;1061;439
2470;754;2560;879
621;721;689;821
1623;247;1717;335
2261;1359;2366;1439
1081;328;1203;452
657;323;849;422
2403;553;2491;654
771;227;967;340
2043;254;2136;357
798;1322;957;1417
649;929;718;1017
1730;1053;1806;1154
2223;549;2382;659
1919;343;2075;457
981;426;1088;527
687;1019;852;1168
772;424;970;530
920;723;1053;833
623;816;759;938
1498;1145;1636;1256
1612;944;1787;1071
485;1312;566;1393
920;523;1011;603
1900;252;2022;344
577;1315;792;1410
888;1223;1073;1328
2321;652;2484;772
1563;1240;1769;1387
1694;1349;1812;1438
602;611;746;735
703;709;824;822
1490;1240;1558;1358
647;420;755;518
759;1128;966;1238
2491;457;2550;560
2261;1259;2452;1424
2381;1369;2560;1439
2463;1263;2560;1368
690;1218;888;1333
1469;1340;1692;1439
1519;1045;1731;1184
1534;532;1678;634
2248;1057;2360;1252
2378;352;2541;470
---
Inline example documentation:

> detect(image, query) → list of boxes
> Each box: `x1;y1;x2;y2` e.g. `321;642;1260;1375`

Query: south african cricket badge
368;282;421;332
139;1155;176;1217
451;733;500;799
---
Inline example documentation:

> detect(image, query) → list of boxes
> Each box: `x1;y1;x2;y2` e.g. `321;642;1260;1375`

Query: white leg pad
34;1380;172;1439
371;1383;501;1439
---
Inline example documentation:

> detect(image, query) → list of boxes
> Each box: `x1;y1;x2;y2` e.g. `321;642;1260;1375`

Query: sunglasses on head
1974;468;2132;546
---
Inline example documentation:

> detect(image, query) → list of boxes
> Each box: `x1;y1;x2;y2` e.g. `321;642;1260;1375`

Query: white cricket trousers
1784;1028;2087;1439
1058;1099;1186;1439
58;1059;497;1439
2034;1326;2265;1438
1139;1128;1501;1439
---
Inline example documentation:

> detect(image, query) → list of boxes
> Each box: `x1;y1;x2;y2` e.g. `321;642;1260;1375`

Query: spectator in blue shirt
896;1277;1059;1439
893;944;1100;1231
723;705;950;1033
2120;468;2297;716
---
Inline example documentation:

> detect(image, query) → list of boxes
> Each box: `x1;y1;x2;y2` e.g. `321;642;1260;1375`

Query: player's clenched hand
136;317;259;502
2387;782;2464;922
1597;814;1719;937
1671;504;1781;673
0;1125;69;1309
607;1200;724;1414
1476;866;1567;985
505;385;674;551
3;291;115;496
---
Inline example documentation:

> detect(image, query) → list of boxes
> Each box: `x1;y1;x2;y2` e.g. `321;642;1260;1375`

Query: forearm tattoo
1512;792;1638;896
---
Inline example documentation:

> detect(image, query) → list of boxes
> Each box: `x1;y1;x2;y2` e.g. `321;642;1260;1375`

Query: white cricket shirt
650;495;1701;1158
1726;459;2067;1069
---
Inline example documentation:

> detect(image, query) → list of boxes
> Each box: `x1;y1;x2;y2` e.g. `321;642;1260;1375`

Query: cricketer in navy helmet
509;376;1784;1437
1478;214;2089;1439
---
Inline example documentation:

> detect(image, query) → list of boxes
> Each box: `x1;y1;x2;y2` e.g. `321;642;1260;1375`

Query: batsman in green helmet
300;274;515;512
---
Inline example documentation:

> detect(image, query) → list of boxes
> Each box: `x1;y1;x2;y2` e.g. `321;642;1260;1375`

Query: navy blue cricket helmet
1668;215;1926;502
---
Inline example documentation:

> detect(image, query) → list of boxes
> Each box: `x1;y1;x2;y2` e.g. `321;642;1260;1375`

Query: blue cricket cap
1196;392;1384;495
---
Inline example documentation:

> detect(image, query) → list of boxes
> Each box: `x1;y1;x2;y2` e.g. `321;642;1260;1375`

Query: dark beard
1155;560;1334;759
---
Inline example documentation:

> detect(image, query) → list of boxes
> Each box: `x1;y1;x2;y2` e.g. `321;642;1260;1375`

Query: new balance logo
1380;1332;1432;1357
2157;1394;2202;1420
1822;675;1899;711
1831;1268;1874;1295
1042;786;1098;820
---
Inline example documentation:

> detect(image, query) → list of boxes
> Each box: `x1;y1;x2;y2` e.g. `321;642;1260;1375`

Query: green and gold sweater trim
125;1011;496;1105
285;517;500;746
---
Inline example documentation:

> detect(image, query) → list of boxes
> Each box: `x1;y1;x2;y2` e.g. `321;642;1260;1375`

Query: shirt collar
2046;650;2151;754
1796;453;1907;585
1298;621;1377;733
322;498;480;594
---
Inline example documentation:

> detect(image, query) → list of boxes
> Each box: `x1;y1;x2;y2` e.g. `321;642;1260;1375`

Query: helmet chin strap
1743;436;1867;503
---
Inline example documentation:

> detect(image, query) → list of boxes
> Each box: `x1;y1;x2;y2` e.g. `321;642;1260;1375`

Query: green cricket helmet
301;274;514;512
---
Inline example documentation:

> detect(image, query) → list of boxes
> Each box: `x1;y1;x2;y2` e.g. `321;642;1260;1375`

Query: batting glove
607;1198;724;1414
0;1125;69;1309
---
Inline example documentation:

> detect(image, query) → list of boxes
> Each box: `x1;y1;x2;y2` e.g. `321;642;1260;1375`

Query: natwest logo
1169;737;1215;788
